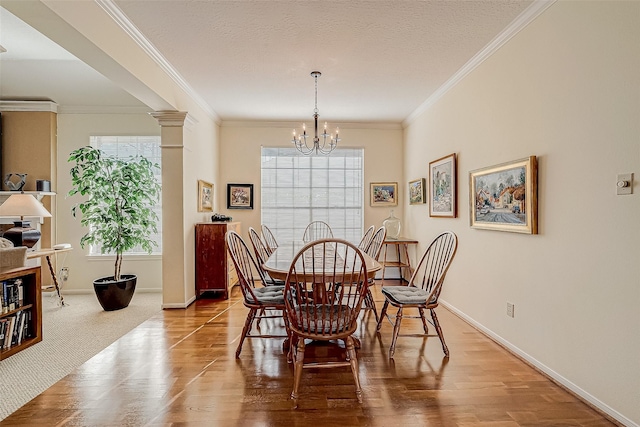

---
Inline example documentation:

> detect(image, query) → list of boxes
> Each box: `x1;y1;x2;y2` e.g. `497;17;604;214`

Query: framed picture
370;182;398;207
429;153;457;217
409;178;426;205
227;183;254;209
469;156;538;234
197;180;213;212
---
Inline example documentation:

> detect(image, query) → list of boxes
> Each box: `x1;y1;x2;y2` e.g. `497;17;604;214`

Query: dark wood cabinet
195;222;241;299
0;266;42;360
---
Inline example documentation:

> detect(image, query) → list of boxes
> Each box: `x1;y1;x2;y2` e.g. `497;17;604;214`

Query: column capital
149;111;188;127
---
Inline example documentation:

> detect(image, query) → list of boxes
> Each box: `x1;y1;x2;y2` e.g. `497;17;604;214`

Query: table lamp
0;193;52;248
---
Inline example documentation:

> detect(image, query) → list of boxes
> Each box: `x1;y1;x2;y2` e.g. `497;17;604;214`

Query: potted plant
68;145;161;311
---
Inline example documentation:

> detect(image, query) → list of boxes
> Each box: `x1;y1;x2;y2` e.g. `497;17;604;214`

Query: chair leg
291;337;306;408
346;335;363;403
236;308;256;358
365;289;379;324
430;308;449;357
418;308;429;334
389;307;403;358
257;307;265;327
376;300;389;331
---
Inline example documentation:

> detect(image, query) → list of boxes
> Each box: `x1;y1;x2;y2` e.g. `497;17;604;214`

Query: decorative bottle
383;209;401;239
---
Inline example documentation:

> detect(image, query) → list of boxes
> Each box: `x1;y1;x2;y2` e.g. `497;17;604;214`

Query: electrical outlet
60;267;69;281
507;302;514;318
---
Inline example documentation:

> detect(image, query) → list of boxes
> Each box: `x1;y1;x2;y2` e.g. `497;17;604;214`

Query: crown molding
0;100;58;112
95;0;220;124
221;120;403;130
404;0;556;127
57;105;153;114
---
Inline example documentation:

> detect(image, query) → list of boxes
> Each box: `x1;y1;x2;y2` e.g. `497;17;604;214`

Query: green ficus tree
68;146;161;281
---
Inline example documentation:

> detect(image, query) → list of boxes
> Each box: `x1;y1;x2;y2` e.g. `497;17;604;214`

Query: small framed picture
429;153;457;218
197;180;213;212
227;183;254;209
469;156;538;234
409;178;426;205
370;182;398;207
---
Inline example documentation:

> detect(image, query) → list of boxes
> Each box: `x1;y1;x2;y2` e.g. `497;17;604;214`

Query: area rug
0;292;161;420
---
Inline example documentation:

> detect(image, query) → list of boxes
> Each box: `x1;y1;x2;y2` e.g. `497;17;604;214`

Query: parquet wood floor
1;281;617;426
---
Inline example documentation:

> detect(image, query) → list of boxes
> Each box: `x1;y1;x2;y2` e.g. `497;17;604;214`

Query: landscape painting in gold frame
429;153;457;217
469;156;537;234
197;180;213;212
370;182;398;207
409;178;426;205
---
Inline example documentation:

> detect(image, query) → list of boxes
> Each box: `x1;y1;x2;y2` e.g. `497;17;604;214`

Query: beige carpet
0;291;162;420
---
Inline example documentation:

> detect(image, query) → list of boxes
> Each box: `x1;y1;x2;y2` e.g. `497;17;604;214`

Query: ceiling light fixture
291;71;340;155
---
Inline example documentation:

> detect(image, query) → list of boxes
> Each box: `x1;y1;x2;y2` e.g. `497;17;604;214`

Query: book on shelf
1;277;25;314
0;318;7;349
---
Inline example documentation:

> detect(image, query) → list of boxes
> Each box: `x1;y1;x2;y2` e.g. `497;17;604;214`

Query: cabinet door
195;224;228;295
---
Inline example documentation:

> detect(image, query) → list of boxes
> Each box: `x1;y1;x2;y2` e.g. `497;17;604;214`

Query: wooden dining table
263;240;382;282
263;240;381;352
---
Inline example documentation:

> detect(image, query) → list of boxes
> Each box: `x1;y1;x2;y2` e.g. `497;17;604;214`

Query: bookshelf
0;266;43;360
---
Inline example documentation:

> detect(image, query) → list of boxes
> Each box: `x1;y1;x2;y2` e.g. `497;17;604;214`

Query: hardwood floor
2;281;617;426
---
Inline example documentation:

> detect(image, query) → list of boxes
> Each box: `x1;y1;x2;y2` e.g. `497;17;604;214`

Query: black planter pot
93;274;137;311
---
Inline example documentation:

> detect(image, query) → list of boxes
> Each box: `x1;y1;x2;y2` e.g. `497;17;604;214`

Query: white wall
219;123;404;241
56;113;162;292
404;2;640;425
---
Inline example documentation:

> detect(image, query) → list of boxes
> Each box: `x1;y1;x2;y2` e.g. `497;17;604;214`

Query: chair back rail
364;226;386;261
284;238;368;339
357;225;375;251
226;230;264;304
411;231;458;303
302;220;334;243
261;224;279;253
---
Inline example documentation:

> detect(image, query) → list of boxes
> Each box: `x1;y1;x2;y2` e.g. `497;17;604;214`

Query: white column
149;111;191;308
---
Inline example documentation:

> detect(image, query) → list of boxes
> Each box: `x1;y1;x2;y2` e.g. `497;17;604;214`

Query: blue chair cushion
381;286;435;305
246;286;284;305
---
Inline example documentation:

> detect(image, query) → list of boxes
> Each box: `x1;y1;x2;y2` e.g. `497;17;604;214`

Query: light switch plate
616;173;633;195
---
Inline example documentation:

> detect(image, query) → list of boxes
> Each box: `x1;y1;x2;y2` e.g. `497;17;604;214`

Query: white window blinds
261;147;364;243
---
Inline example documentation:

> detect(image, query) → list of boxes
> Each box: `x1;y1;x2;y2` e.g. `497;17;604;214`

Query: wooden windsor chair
226;230;287;358
376;231;458;358
283;238;370;407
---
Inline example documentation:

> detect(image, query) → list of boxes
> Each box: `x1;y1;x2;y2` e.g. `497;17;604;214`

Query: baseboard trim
440;300;635;427
162;294;196;309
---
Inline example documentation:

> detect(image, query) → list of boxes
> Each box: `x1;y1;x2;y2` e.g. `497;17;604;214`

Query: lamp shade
0;193;52;218
0;193;52;248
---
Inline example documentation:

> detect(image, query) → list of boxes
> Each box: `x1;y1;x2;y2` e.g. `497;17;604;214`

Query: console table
381;237;418;282
27;247;72;306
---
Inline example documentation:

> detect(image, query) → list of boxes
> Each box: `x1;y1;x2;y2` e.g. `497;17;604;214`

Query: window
89;136;162;255
261;147;364;243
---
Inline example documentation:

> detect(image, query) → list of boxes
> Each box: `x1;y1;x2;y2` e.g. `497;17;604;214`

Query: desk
381;237;418;282
27;247;72;306
263;241;381;282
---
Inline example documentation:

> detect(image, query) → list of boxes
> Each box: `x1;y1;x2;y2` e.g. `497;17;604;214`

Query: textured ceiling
1;0;535;123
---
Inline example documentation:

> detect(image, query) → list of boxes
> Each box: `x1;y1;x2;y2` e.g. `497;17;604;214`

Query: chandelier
291;71;340;155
